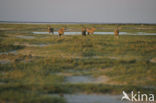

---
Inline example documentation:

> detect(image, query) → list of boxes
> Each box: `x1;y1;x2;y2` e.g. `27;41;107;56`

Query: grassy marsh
0;23;156;103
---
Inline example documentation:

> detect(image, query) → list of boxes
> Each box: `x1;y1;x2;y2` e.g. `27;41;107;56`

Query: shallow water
65;75;109;84
136;32;156;35
31;44;48;47
0;60;10;64
65;94;121;103
14;42;49;47
50;94;121;103
32;32;156;35
65;76;95;83
16;35;35;39
33;31;127;35
0;50;17;55
0;82;7;85
24;44;48;47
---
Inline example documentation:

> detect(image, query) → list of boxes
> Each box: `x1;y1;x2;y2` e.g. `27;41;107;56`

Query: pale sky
0;0;156;23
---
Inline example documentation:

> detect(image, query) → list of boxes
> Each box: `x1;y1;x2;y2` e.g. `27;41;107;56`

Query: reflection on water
33;32;156;35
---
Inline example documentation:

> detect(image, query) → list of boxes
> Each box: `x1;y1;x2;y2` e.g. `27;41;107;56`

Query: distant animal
87;27;96;35
48;26;54;34
114;28;119;39
82;27;87;36
58;27;64;37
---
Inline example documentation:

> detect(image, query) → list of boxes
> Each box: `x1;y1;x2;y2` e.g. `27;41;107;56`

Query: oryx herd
48;26;119;38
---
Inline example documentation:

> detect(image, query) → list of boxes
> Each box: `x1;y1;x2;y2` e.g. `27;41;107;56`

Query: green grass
0;23;156;102
0;23;156;33
0;89;66;103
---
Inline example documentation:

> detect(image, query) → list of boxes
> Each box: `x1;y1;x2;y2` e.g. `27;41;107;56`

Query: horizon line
0;21;156;25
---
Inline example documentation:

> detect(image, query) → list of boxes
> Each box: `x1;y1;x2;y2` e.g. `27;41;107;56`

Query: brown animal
48;26;54;34
114;28;119;39
58;27;64;37
87;27;96;35
82;27;87;36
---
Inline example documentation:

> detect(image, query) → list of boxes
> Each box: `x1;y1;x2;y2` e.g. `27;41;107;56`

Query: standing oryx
82;27;87;36
114;27;119;39
87;27;96;35
58;27;64;37
48;26;54;34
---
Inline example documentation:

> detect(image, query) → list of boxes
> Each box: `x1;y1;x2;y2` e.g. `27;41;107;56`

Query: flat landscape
0;23;156;103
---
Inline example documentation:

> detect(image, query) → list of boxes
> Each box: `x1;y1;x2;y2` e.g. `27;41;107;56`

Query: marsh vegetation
0;23;156;103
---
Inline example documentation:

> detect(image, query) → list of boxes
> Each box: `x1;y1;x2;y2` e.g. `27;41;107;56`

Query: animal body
114;28;119;39
82;27;87;36
87;27;96;35
58;27;64;37
48;26;54;34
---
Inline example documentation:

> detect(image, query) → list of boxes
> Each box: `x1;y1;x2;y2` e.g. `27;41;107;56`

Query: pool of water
65;76;95;83
16;35;35;39
0;60;10;64
0;50;17;55
24;44;48;47
49;94;121;103
30;44;48;47
14;42;49;47
33;32;127;35
0;82;7;85
32;32;156;35
64;75;109;84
